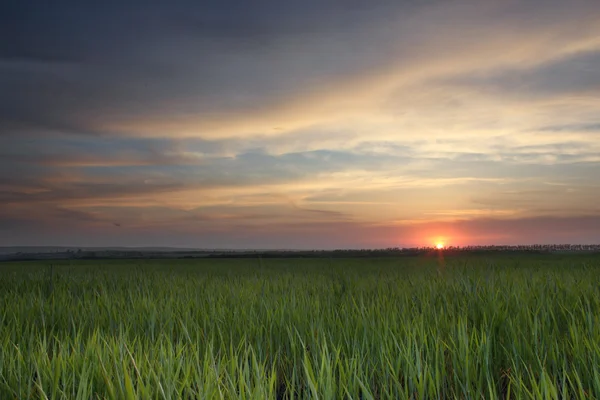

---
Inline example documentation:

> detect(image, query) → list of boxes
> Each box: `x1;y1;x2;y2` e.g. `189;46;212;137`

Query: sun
436;242;445;250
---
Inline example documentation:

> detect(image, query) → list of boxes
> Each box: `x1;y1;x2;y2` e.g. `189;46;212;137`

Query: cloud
437;50;600;100
535;123;600;133
2;0;600;247
2;0;600;140
2;208;600;248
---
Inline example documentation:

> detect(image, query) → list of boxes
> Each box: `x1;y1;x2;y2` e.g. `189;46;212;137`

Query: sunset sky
1;0;600;248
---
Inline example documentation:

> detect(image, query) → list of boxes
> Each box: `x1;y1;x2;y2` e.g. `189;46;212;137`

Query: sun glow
436;242;445;250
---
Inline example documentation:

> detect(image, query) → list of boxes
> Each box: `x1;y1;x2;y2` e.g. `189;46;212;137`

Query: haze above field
1;0;600;248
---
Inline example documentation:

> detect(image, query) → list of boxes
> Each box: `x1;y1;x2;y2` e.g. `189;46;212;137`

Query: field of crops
1;254;600;399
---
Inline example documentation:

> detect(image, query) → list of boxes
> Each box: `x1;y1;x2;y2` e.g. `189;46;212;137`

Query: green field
1;254;600;399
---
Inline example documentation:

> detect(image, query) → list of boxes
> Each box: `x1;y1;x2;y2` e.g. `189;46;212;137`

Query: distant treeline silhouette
1;244;599;262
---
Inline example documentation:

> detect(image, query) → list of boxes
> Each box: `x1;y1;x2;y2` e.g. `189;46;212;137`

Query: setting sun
436;243;445;250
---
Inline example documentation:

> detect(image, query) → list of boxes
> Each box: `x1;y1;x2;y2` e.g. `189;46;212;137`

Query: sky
1;0;600;249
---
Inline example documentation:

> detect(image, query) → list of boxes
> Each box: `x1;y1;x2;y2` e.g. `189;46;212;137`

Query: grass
1;254;600;399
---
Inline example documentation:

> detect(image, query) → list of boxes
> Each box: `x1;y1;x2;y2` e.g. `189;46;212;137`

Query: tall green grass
1;255;600;399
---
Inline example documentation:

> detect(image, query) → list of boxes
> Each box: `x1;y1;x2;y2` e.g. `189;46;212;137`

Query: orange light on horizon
436;242;445;250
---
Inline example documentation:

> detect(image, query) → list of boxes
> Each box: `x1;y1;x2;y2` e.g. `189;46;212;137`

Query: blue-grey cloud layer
2;0;600;247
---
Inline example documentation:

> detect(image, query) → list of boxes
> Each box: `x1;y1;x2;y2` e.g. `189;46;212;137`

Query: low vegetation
1;255;600;399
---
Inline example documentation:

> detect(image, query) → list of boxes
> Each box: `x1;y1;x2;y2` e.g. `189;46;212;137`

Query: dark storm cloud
0;0;416;136
6;0;597;139
1;0;405;61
